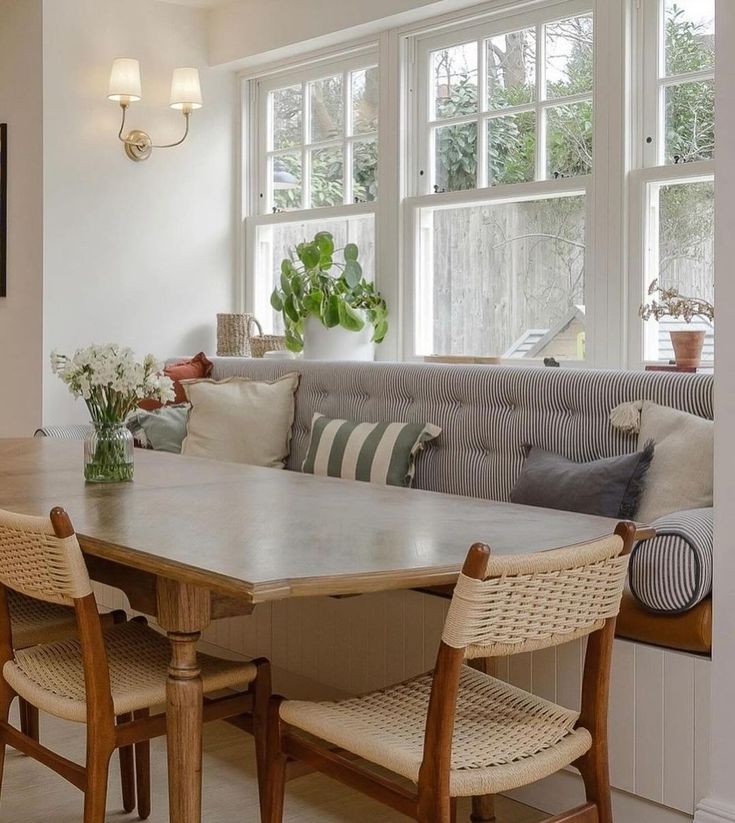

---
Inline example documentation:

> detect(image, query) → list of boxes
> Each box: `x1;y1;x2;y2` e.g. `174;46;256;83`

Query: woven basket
250;333;288;358
216;314;262;357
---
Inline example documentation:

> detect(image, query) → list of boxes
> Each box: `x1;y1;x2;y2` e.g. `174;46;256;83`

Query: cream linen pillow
181;374;299;468
636;400;713;523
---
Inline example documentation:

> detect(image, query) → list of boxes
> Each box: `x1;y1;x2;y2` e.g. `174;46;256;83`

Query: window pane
311;146;344;207
545;15;594;99
255;216;376;334
431;43;478;119
644;180;714;361
353;140;378;203
434;122;477;192
487;28;536;109
416;195;586;358
351;67;379;135
665;80;715;164
488;112;535;185
310;75;344;142
546;102;593;178
271;154;302;211
665;0;714;76
270;85;303;150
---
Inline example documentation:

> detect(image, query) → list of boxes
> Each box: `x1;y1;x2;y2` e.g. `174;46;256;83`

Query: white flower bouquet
51;344;175;482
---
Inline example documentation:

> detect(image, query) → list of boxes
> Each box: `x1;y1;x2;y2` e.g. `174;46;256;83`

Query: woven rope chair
0;507;271;823
263;521;636;823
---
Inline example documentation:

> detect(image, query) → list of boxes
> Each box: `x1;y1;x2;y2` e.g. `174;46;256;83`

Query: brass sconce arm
117;104;192;162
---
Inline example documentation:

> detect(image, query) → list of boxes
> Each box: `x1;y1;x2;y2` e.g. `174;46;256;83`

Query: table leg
166;630;204;823
156;578;211;823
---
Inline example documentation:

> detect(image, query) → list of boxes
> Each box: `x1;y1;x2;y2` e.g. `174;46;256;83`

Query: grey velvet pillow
510;442;655;519
126;404;190;454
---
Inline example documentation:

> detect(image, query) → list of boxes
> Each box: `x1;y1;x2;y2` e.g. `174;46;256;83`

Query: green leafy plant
270;232;388;353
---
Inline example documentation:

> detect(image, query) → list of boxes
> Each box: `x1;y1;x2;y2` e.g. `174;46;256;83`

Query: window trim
628;0;715;369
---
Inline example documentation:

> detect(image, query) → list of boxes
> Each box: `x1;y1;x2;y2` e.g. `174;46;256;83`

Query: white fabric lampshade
170;68;203;111
108;58;142;103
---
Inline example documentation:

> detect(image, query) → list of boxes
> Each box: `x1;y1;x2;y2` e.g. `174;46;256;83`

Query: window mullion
536;22;546;182
344;70;352;206
303;81;312;210
477;38;488;188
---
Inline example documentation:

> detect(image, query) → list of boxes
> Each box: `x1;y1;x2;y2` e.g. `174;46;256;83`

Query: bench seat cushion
616;590;711;654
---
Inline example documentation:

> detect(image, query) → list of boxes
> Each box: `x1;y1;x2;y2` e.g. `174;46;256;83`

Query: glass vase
84;422;134;483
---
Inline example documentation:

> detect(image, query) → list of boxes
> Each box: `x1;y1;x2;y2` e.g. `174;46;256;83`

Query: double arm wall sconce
108;58;203;162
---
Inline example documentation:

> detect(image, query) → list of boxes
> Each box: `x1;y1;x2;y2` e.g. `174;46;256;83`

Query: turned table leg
157;579;211;823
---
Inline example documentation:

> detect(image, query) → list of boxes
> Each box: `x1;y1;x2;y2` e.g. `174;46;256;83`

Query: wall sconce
108;58;203;162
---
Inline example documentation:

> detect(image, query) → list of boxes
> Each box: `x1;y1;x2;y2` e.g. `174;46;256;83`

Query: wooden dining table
0;437;649;823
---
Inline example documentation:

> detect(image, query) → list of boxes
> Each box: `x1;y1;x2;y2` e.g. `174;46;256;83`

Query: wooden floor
0;710;546;822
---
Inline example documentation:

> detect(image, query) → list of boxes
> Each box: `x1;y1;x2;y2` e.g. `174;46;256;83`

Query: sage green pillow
127;404;190;454
302;413;441;487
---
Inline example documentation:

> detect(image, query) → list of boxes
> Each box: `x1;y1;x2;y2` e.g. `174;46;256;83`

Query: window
410;4;593;360
247;53;379;333
633;0;715;365
240;0;715;370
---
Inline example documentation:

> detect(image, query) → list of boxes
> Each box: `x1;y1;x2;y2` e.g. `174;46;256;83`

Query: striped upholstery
629;508;713;613
34;425;93;440
302;414;441;486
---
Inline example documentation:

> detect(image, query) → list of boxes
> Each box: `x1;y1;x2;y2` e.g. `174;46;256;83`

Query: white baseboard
695;799;735;823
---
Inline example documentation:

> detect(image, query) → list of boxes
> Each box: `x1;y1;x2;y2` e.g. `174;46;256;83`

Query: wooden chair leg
0;692;13;798
252;658;272;813
263;697;288;823
134;709;151;820
84;741;113;823
19;699;39;742
577;745;612;823
470;795;496;822
117;713;136;813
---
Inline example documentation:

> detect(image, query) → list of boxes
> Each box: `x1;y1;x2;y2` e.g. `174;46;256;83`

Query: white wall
695;3;735;822
0;0;45;437
209;0;475;67
42;0;237;424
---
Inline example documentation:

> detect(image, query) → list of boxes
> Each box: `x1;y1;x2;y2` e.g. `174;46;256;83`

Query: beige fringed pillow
181;374;299;468
610;400;713;522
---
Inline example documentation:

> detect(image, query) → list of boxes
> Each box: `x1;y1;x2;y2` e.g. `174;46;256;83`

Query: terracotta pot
669;329;705;369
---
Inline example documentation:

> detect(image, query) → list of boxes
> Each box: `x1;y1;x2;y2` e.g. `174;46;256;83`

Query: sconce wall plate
108;59;201;162
123;129;153;162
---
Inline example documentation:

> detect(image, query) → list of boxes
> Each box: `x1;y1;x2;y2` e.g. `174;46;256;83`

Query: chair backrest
0;508;93;606
442;533;630;659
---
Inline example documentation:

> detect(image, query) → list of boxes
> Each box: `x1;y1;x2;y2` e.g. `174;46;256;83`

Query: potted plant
640;280;714;369
51;345;174;482
270;231;388;361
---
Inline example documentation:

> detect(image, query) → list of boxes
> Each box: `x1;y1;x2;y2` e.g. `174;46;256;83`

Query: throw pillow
302;414;442;487
635;401;714;522
126;404;190;454
139;352;213;410
510;443;655;519
181;374;299;468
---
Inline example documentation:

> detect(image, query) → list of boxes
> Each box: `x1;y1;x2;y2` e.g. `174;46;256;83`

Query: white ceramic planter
302;313;375;361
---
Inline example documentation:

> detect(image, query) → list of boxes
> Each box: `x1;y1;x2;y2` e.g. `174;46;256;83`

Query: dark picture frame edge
0;123;7;298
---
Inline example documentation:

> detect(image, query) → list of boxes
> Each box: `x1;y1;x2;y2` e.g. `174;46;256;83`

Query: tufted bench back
206;359;713;503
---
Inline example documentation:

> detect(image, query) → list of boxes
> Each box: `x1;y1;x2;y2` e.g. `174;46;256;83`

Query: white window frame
242;46;381;334
628;0;715;368
402;0;596;363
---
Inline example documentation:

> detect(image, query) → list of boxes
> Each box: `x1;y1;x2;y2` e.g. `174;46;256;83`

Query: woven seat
3;620;257;723
281;665;591;796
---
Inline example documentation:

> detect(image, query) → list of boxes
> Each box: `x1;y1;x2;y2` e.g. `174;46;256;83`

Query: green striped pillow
302;414;442;487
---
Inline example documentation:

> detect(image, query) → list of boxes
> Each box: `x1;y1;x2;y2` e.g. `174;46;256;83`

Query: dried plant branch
639;279;714;323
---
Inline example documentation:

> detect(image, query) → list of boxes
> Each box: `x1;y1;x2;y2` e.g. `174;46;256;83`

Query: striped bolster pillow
302;414;442;487
629;507;713;613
